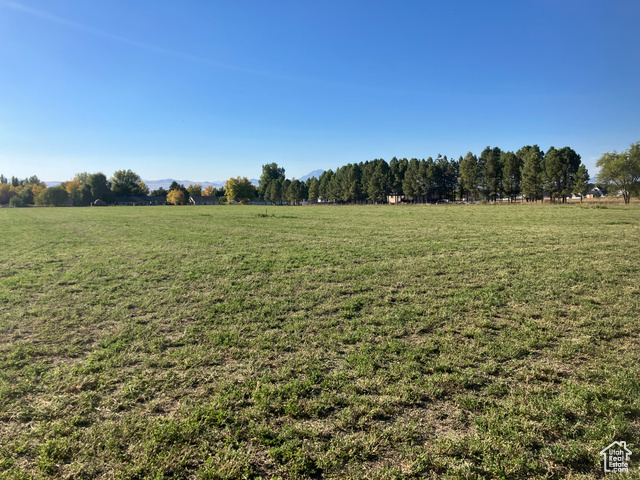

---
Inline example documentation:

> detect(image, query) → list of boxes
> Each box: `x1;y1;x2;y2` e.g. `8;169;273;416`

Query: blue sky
1;0;638;182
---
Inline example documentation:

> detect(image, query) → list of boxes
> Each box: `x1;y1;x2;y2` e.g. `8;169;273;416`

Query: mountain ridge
298;169;325;182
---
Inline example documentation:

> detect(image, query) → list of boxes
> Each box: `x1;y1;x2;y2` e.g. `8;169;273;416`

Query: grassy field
1;204;639;479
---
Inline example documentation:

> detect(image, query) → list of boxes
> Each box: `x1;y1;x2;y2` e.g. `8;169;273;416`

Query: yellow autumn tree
63;180;81;197
0;184;17;204
166;189;186;205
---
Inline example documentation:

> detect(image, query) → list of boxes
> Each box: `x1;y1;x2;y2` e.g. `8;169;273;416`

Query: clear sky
1;0;638;182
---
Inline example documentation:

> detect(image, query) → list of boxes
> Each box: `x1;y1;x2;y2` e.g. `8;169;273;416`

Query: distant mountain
298;169;325;182
144;178;259;190
42;178;259;191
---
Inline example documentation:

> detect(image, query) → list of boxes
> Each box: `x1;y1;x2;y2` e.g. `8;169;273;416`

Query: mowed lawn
1;204;639;479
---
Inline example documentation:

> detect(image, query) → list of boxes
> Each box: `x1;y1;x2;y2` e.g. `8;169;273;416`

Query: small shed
387;194;404;204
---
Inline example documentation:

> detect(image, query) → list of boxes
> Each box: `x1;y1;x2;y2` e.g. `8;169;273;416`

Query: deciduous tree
166;189;186;205
225;177;255;203
136;181;150;196
18;185;35;205
187;184;202;198
9;195;24;207
596;142;640;204
87;173;113;203
63;172;94;205
110;170;146;196
35;186;68;206
168;182;189;202
150;187;168;197
73;172;90;185
0;184;16;204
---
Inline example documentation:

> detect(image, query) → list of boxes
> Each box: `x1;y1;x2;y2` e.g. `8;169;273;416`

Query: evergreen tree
572;164;590;202
258;163;285;200
433;156;447;201
360;160;373;201
299;178;309;201
402;159;420;202
518;145;544;202
481;147;502;201
419;157;436;202
443;156;459;201
308;177;319;202
281;179;291;203
367;161;389;203
341;164;362;203
557;146;582;202
501;151;521;202
318;170;333;202
477;149;488;196
288;179;302;205
329;170;342;203
459;152;479;201
543;147;563;202
389;157;408;196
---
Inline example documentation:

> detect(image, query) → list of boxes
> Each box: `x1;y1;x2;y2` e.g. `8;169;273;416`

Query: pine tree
518;145;543;202
459;152;479;202
308;177;319;203
572;164;590;202
501;151;521;202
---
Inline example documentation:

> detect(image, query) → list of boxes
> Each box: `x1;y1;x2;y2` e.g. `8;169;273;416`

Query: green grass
1;204;639;479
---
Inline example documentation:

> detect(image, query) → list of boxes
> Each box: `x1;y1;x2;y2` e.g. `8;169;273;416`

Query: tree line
2;142;639;206
259;145;591;205
0;169;246;207
0;175;50;207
